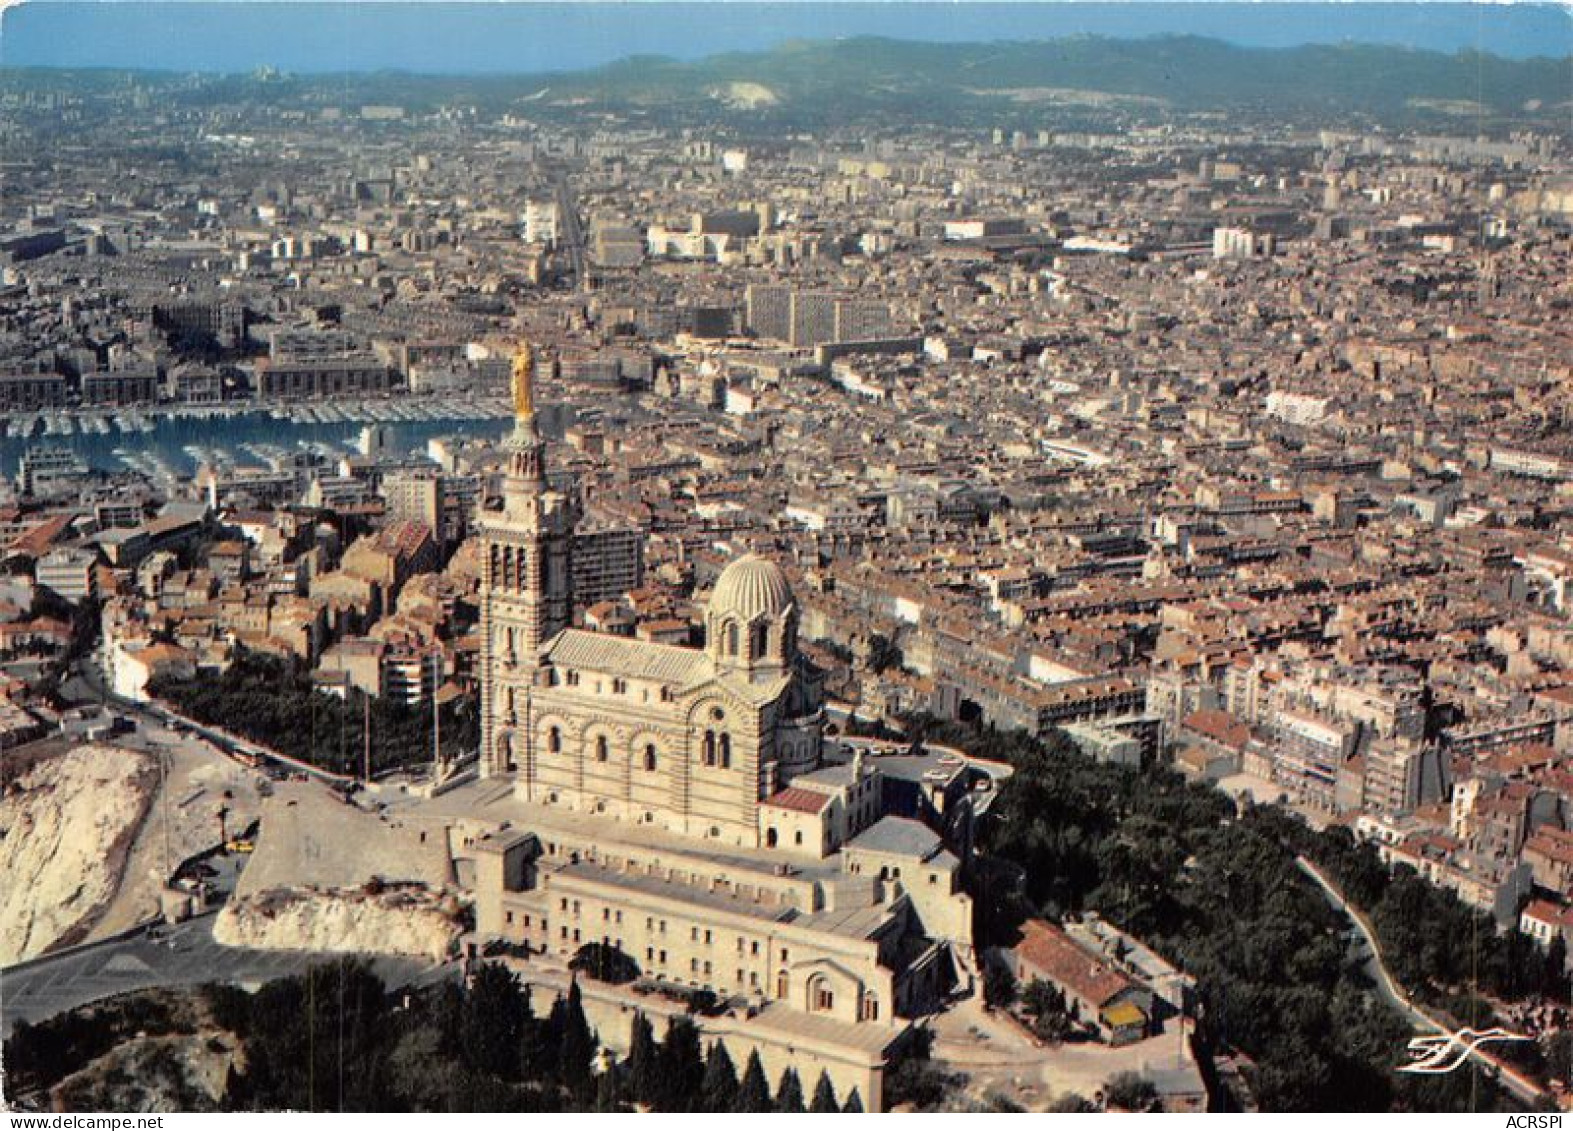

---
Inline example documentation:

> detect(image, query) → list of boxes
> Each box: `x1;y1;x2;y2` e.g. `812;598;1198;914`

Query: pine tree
655;1014;706;1110
694;1039;736;1112
810;1070;839;1113
737;1050;772;1112
557;980;599;1101
842;1087;865;1113
775;1066;806;1113
628;1012;660;1108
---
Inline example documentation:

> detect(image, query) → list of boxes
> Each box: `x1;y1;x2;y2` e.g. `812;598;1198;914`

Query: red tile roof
8;513;76;558
1522;898;1573;928
1526;827;1573;868
1182;709;1251;751
1014;919;1135;1008
762;787;831;814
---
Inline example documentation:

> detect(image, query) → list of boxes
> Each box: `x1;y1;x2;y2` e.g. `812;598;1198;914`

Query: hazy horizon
1;1;1569;76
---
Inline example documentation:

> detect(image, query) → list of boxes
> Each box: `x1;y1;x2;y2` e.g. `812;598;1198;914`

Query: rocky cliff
0;744;157;965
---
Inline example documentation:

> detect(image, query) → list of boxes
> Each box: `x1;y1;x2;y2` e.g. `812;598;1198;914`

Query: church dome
709;554;794;622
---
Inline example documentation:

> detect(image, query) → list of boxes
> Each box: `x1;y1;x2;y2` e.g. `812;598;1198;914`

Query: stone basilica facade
479;346;827;846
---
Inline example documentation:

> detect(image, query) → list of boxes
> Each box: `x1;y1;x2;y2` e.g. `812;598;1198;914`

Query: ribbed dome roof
709;554;794;622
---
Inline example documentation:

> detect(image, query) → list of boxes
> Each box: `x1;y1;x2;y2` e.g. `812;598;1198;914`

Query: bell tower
479;342;577;781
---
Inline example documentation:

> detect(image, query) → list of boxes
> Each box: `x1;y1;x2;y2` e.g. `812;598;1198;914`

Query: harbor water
0;402;516;480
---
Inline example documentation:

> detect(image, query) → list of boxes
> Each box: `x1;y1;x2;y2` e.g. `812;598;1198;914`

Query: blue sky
1;2;1568;73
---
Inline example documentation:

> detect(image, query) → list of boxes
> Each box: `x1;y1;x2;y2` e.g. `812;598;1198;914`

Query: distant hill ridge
550;34;1572;113
3;35;1568;125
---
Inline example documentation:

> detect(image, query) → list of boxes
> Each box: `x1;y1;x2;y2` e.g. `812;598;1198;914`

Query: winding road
1295;855;1546;1106
0;911;454;1038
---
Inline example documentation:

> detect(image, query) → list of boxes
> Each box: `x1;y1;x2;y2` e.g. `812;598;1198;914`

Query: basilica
444;345;984;1107
480;343;841;845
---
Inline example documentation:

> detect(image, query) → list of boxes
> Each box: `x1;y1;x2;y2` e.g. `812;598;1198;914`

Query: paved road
0;913;454;1036
1295;856;1546;1106
65;659;358;786
1295;857;1419;1021
549;170;588;292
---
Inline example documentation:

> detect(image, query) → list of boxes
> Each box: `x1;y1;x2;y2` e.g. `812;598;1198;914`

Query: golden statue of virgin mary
511;342;535;421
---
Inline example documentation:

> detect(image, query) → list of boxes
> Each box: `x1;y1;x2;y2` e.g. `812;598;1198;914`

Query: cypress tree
628;1012;660;1107
517;985;549;1085
701;1040;740;1112
737;1050;772;1112
221;1063;247;1108
810;1070;839;1113
557;980;599;1101
460;962;529;1081
1547;935;1568;995
842;1087;865;1113
775;1066;806;1113
656;1014;706;1110
595;1062;624;1112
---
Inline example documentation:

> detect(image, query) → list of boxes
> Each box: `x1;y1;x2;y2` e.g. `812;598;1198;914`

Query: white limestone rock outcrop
213;884;464;962
210;780;462;963
0;744;157;965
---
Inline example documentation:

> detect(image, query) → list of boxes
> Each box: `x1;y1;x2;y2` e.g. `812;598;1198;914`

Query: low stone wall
566;976;893;1111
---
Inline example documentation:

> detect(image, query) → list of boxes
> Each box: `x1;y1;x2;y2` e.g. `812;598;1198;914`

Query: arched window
725;623;739;656
719;733;732;769
776;971;790;999
751;623;768;659
547;726;561;754
813;980;834;1013
766;827;778;848
643;744;658;772
595;735;608;762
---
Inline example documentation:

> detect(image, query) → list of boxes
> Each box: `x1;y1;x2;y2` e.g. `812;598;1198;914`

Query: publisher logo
1397;1026;1532;1075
